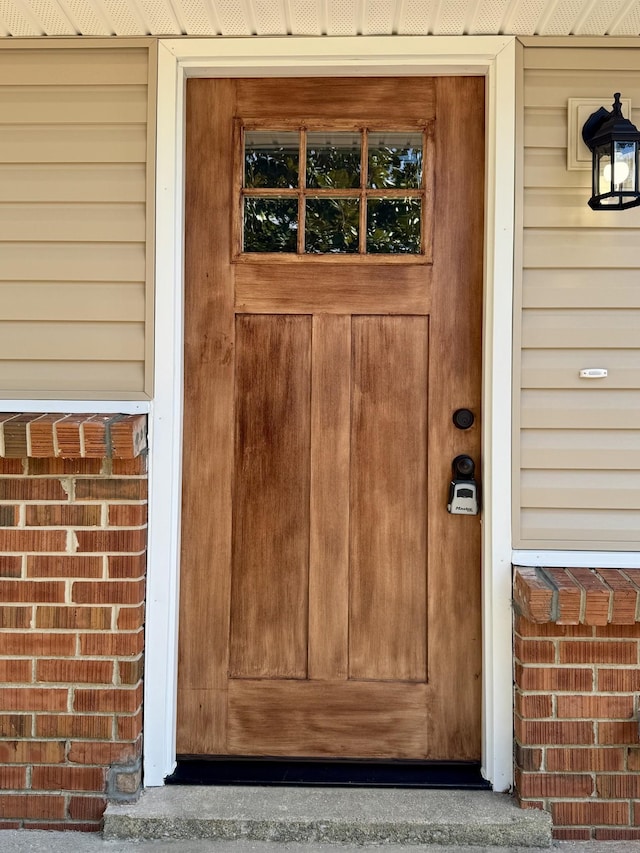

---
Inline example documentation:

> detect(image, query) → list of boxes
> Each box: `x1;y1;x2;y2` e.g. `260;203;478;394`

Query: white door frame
145;34;516;791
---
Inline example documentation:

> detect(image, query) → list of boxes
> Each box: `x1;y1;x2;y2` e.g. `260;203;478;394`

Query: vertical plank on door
308;314;351;681
229;314;312;679
349;316;429;683
177;79;237;754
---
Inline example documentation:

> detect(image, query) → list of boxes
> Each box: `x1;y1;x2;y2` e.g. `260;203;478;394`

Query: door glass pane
306;198;359;253
306;132;361;189
243;198;298;252
367;133;423;189
245;131;299;189
366;198;421;254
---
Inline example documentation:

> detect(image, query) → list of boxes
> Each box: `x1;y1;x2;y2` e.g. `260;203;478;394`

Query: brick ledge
514;565;640;626
0;413;147;460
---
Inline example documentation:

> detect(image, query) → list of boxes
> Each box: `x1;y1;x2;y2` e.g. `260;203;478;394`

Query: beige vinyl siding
0;43;154;399
517;43;640;550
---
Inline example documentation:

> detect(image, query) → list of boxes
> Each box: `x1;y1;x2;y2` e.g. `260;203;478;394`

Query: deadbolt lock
447;454;480;516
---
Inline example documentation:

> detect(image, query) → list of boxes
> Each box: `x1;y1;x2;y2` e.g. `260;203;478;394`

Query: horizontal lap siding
519;47;640;549
0;48;151;398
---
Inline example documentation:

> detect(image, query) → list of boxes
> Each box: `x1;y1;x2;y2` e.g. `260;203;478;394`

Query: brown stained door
178;77;484;761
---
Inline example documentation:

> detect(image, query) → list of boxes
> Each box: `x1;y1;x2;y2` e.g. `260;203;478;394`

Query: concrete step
104;786;552;847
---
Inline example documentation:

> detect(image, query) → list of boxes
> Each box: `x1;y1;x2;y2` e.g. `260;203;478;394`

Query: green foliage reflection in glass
242;129;424;254
367;198;421;254
306;198;359;253
244;198;298;252
307;132;361;189
244;131;299;188
368;133;423;189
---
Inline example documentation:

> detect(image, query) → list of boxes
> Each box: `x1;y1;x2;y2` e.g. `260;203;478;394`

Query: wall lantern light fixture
582;93;640;210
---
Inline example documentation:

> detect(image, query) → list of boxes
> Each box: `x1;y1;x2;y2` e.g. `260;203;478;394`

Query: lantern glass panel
596;144;612;194
595;145;618;206
613;141;636;190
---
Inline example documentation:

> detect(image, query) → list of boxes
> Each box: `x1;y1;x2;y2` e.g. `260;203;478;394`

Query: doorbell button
579;368;608;378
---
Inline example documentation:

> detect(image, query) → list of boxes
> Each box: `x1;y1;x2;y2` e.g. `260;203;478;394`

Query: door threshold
167;758;490;788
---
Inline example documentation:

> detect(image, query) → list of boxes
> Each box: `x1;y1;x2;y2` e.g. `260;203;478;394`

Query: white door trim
513;550;640;569
145;35;516;791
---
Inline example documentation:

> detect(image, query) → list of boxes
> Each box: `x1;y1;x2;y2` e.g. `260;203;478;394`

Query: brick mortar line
516;663;633;667
518;793;632;800
0;626;143;636
3;712;138;717
0;552;147;558
2;735;142;740
0;654;143;661
538;566;561;621
516;637;640;642
0;685;141;691
0;523;148;527
0;474;147;478
4;500;148;508
518;718;637;722
0;620;145;624
0;575;146;581
0;546;147;555
519;686;640;691
0;672;139;680
0;638;144;643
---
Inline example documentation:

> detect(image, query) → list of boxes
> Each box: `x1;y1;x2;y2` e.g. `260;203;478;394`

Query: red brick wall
0;414;147;831
515;572;640;841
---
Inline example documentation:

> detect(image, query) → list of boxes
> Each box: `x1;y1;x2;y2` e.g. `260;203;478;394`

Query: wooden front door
178;77;484;761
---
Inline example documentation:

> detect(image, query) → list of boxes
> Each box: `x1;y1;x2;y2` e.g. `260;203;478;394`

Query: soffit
1;0;640;39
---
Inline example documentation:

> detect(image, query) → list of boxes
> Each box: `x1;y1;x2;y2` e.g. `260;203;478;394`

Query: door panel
349;316;428;683
234;264;432;314
227;681;430;758
230;315;311;680
308;314;351;681
234;78;436;121
178;76;484;761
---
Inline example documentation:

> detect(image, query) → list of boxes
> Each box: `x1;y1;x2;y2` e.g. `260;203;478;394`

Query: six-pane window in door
242;128;430;256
